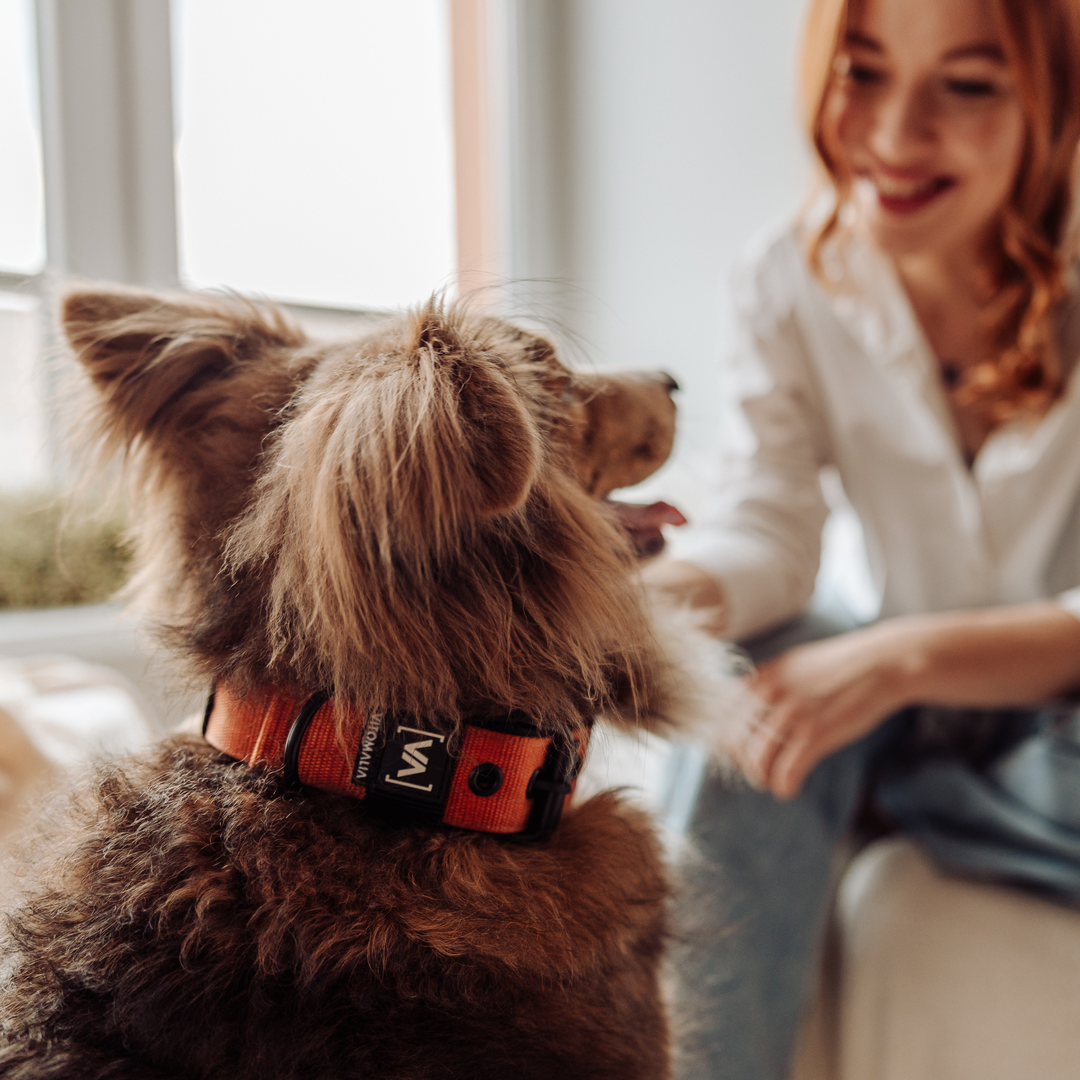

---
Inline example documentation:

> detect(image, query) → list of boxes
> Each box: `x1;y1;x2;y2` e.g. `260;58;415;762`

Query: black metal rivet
468;762;503;797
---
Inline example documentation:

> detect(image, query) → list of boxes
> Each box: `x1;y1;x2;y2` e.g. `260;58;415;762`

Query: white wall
502;0;810;508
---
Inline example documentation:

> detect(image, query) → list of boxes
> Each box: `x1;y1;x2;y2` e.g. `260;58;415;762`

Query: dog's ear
63;285;306;478
257;302;543;599
401;308;542;519
331;303;542;529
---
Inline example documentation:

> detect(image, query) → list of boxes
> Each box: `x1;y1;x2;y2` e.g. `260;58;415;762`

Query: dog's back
1;741;669;1079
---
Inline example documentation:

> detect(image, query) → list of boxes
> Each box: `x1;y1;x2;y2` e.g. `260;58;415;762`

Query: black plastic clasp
201;687;216;737
516;730;586;841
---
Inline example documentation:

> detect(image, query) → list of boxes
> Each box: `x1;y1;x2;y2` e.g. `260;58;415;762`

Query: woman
649;0;1080;1076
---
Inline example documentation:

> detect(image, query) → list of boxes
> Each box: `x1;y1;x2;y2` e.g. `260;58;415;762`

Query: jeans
671;609;1080;1080
672;714;906;1079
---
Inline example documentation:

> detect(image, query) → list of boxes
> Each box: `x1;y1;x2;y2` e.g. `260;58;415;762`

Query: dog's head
64;288;678;734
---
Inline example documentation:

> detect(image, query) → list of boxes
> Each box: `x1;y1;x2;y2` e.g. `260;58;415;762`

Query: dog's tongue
608;500;688;558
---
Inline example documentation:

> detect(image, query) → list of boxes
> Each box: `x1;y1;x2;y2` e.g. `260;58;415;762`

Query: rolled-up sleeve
671;249;831;641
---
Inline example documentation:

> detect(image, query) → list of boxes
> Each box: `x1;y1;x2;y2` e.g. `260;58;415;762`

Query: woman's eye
848;64;884;86
946;79;997;97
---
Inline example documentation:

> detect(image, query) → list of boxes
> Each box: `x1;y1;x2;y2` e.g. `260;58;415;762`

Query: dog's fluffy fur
0;290;715;1079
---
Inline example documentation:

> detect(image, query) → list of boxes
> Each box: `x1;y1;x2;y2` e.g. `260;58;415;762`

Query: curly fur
0;739;668;1080
0;287;710;1079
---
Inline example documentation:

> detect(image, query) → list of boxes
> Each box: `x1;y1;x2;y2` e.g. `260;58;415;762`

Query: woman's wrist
830;616;936;715
869;614;953;707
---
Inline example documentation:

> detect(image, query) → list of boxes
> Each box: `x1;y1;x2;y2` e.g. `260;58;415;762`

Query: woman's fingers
762;688;891;798
738;701;800;786
722;708;774;787
740;629;916;796
768;722;836;799
745;664;782;704
739;683;855;797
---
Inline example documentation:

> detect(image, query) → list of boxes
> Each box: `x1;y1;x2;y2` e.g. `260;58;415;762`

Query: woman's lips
864;173;956;215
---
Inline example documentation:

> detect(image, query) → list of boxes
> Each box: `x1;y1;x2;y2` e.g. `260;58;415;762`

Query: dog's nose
650;370;680;393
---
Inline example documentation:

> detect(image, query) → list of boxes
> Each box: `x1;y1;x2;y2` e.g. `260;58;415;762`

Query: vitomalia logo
383;726;447;792
366;720;452;807
351;709;384;786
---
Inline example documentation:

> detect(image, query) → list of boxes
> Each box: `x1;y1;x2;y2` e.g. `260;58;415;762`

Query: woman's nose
870;82;937;161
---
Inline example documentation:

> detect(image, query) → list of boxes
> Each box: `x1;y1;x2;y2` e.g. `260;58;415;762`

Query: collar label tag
369;721;451;808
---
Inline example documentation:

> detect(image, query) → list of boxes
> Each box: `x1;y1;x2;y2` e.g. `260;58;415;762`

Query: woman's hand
736;622;917;800
736;602;1080;801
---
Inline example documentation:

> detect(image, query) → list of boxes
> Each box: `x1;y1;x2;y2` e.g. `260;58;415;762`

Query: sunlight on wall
173;0;456;310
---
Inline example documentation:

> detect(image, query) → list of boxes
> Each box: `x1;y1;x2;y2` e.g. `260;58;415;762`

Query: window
0;0;45;276
173;0;456;310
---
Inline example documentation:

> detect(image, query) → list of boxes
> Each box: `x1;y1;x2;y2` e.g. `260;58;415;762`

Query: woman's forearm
889;602;1080;707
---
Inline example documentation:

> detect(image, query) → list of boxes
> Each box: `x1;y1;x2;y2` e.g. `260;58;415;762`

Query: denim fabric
672;720;906;1080
879;705;1080;903
672;608;899;1080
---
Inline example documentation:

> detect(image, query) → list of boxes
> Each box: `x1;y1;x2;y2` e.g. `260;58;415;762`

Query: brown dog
0;290;720;1079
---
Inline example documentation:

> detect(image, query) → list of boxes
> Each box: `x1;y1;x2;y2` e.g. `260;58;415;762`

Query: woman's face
822;0;1025;261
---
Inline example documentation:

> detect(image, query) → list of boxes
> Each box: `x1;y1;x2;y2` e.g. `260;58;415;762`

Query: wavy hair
801;0;1080;420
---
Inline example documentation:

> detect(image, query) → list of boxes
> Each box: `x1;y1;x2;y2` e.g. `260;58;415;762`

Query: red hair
801;0;1080;420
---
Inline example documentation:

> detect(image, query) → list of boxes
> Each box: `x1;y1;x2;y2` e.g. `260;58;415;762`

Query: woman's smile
856;171;957;215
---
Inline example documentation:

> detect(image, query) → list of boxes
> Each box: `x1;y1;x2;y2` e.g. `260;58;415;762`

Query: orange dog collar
203;683;589;839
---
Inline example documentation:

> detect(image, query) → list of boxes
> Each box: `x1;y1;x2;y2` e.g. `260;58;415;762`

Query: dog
0;288;727;1079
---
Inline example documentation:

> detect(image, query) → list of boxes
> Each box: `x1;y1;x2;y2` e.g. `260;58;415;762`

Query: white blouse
671;223;1080;641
